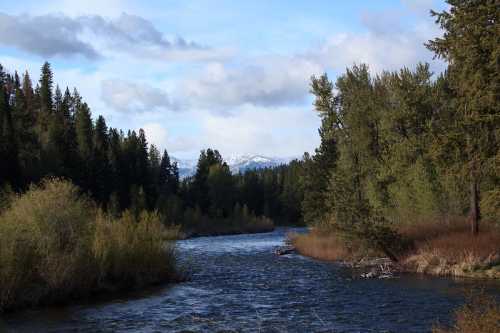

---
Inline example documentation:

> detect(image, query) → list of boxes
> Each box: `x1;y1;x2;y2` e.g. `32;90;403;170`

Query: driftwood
274;245;295;256
355;257;399;279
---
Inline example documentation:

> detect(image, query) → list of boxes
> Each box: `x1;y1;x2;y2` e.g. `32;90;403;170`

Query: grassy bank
433;292;500;333
292;219;500;279
0;179;180;312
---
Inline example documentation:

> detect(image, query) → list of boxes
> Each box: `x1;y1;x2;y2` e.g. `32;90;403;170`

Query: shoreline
291;230;500;280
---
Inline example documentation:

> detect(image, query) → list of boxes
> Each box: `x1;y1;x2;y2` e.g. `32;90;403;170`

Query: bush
93;210;177;286
433;292;500;333
0;178;178;312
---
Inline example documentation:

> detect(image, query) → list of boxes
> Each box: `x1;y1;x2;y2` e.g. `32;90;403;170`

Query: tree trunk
469;174;480;235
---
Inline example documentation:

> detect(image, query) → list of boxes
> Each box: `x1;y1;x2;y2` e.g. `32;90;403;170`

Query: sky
0;0;448;159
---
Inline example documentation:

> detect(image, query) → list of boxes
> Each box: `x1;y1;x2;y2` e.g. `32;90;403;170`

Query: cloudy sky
0;0;447;159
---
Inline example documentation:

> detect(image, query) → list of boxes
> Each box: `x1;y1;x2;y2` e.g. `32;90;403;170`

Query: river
3;228;500;332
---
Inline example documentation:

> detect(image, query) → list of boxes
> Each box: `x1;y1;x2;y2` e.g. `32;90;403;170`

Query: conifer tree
302;74;338;225
426;0;500;234
0;66;20;188
38;62;53;132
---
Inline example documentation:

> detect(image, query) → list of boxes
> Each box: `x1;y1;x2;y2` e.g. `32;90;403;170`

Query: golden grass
433;292;500;333
400;219;500;278
290;228;365;261
292;218;500;278
0;178;179;312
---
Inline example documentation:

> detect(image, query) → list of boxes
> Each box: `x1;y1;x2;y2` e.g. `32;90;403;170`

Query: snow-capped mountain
172;154;297;179
225;154;292;174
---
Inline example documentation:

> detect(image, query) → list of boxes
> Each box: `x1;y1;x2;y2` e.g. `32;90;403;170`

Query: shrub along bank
0;179;179;312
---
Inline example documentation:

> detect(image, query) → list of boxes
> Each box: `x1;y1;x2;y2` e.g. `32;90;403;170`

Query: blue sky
0;0;447;159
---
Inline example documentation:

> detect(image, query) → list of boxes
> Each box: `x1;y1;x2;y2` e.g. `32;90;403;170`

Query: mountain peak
173;154;296;178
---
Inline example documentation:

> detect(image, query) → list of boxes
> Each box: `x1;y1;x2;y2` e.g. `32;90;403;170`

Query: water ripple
3;228;500;332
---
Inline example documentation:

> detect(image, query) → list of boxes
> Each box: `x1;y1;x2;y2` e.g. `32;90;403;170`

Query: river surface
2;228;500;332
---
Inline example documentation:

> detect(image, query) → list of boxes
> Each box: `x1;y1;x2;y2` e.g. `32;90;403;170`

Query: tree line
0;64;304;231
301;0;498;256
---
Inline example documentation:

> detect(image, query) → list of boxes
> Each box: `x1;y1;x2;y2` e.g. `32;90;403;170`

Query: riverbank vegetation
433;292;500;333
295;1;500;278
0;179;179;312
0;59;306;237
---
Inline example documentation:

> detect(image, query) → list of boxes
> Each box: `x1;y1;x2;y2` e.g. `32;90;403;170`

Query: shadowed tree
426;0;500;234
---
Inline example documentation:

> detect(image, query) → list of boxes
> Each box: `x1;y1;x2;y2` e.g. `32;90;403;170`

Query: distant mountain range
172;154;297;179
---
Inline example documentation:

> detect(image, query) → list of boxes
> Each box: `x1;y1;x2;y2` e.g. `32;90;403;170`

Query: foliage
300;1;500;262
0;179;178;312
0;61;306;236
433;291;500;333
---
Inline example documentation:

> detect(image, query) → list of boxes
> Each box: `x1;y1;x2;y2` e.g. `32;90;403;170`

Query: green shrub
93;210;177;286
0;178;178;312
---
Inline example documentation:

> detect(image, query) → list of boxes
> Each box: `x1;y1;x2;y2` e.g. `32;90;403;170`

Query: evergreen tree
74;99;93;190
302;74;338;225
159;149;172;195
38;62;53;134
93;115;110;202
0;65;20;187
426;0;500;234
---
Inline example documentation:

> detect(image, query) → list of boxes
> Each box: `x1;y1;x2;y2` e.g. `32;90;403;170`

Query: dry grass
290;228;366;261
400;219;500;278
0;178;179;312
292;218;500;279
433;292;500;333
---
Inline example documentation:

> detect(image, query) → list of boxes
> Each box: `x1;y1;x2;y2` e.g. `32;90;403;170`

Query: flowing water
3;228;500;332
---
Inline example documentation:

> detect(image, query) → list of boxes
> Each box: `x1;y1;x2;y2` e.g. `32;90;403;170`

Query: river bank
4;228;500;332
291;221;500;279
0;179;181;313
179;219;275;239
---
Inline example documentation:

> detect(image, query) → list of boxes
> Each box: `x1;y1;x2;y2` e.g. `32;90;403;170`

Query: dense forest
0;64;304;234
297;0;499;266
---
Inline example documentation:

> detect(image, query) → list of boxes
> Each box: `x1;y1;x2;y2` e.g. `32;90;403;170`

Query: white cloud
101;79;176;113
0;2;447;159
197;105;320;158
180;56;321;110
177;7;444;112
0;12;226;62
141;123;168;148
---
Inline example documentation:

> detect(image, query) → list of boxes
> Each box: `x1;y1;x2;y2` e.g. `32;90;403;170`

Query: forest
0;2;499;328
0;61;304;310
0;62;305;236
294;0;500;281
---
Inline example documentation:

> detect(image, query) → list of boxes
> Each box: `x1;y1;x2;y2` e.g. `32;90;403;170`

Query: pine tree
93;115;110;202
74;99;93;191
426;0;500;234
75;101;93;160
159;149;172;195
302;74;338;225
0;65;20;188
38;62;53;134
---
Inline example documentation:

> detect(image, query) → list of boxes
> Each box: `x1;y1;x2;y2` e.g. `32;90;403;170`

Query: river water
3;228;500;332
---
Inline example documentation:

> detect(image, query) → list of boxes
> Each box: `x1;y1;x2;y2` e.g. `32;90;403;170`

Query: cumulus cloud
177;6;444;112
180;56;321;109
101;79;175;113
197;105;320;157
139;122;198;155
0;12;99;59
0;12;222;61
314;32;432;74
